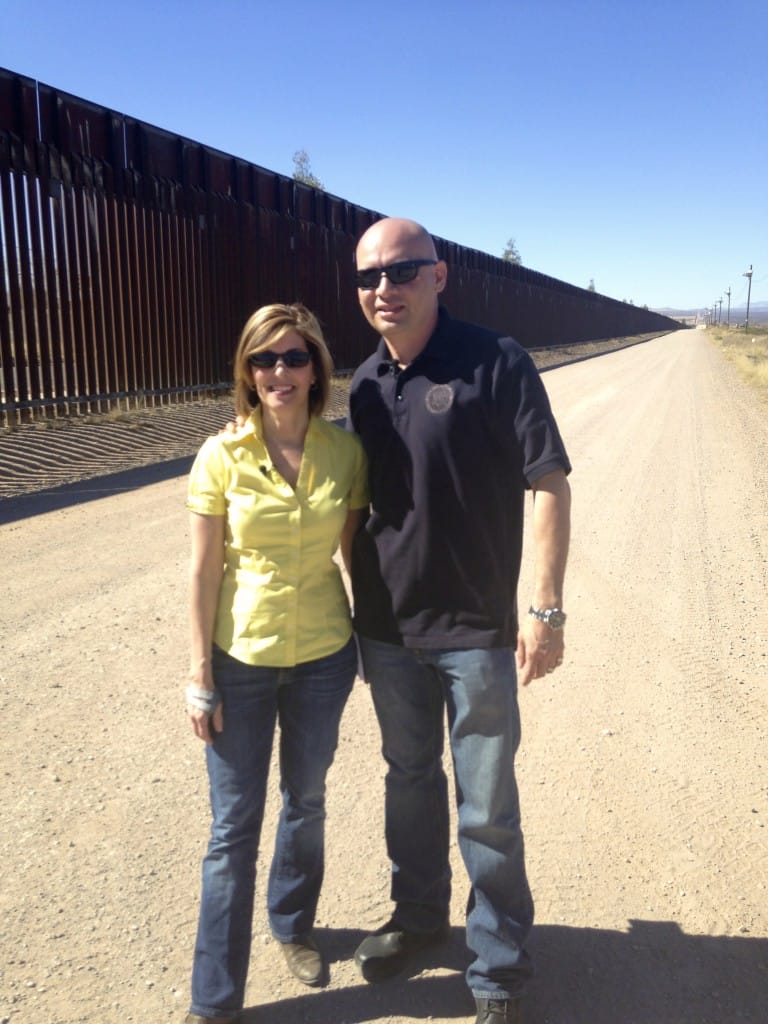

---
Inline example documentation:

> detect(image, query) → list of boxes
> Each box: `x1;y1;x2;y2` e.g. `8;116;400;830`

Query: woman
184;304;368;1024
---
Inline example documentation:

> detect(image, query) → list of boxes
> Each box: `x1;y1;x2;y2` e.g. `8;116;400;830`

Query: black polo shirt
349;308;571;649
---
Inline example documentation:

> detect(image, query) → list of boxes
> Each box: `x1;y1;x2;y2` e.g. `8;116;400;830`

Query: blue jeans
359;637;534;1000
189;638;356;1018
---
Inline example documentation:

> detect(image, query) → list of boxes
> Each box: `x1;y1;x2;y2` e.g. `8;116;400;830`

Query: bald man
347;218;571;1024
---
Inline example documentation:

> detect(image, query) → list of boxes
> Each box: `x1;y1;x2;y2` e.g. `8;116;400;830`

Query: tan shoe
278;935;325;986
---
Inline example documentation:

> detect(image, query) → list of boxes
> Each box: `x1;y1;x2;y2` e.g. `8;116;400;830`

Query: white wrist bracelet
185;684;222;714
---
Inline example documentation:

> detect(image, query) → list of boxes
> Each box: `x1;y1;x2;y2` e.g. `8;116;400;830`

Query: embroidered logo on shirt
425;384;454;414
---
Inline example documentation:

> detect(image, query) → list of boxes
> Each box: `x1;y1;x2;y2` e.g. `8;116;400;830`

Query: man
347;218;571;1024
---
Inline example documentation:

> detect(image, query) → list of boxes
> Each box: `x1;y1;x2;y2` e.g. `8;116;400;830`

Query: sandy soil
1;331;766;1024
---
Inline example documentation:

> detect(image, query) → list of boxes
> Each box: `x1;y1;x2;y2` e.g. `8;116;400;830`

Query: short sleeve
186;436;228;516
495;341;571;486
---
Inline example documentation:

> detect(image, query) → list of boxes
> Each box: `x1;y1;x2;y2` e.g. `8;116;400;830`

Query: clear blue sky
2;0;766;312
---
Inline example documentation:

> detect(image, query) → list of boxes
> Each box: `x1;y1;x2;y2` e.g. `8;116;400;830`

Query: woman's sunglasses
248;349;312;370
354;259;437;290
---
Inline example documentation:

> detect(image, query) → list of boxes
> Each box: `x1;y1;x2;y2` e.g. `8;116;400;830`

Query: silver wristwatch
528;605;567;630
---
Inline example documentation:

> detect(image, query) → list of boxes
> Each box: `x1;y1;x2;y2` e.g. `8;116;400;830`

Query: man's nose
376;271;396;295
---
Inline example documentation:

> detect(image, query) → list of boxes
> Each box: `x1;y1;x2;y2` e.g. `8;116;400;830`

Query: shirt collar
245;406;319;446
374;306;455;377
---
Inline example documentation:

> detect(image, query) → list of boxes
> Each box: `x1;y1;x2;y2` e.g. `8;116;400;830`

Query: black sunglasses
247;348;312;370
354;259;437;290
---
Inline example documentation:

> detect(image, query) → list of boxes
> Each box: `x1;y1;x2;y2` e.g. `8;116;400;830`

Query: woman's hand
185;667;224;744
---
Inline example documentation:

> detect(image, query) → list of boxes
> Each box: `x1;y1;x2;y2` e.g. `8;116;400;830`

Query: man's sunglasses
354;259;437;290
247;349;312;370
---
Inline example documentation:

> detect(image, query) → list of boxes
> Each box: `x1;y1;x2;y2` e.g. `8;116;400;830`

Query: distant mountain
654;300;768;325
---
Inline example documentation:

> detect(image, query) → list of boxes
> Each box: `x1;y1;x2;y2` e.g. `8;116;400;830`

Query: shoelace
482;1001;513;1022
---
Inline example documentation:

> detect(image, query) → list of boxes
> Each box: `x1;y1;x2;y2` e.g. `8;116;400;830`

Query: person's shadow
239;919;768;1023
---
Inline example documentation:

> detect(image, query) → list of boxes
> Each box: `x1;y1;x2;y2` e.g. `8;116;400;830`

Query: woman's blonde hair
232;303;333;419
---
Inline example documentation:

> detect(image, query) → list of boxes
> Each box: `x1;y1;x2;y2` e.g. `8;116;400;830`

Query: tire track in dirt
529;333;766;950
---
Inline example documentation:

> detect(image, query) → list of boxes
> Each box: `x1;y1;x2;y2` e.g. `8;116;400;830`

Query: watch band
528;605;567;629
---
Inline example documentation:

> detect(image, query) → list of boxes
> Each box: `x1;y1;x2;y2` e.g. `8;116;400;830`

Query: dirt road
1;330;766;1024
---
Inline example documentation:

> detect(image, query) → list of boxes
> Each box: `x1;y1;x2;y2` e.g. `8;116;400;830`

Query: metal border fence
0;67;682;426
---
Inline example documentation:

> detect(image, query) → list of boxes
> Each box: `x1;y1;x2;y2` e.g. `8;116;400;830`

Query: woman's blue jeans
189;638;356;1018
359;637;534;1000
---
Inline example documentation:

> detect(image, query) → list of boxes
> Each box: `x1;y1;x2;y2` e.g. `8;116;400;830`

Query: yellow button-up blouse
186;410;369;667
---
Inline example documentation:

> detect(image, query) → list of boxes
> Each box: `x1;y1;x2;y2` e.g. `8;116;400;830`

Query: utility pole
725;287;731;326
743;265;753;331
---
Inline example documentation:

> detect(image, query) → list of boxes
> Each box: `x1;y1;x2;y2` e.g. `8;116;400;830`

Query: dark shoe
184;1015;238;1024
278;935;324;986
354;918;450;982
475;998;523;1023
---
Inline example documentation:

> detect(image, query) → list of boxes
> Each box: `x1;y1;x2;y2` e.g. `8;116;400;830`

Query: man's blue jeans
189;638;356;1018
359;637;534;1000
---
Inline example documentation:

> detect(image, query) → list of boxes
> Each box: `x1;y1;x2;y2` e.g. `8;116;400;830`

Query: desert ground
0;330;766;1024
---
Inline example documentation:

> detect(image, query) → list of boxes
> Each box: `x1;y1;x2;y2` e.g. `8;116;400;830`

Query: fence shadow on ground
240;920;767;1023
0;456;195;525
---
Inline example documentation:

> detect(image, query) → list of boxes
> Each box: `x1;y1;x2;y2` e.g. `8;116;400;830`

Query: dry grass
708;326;768;403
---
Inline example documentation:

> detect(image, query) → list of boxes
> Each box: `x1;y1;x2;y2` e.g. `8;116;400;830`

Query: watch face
547;610;567;629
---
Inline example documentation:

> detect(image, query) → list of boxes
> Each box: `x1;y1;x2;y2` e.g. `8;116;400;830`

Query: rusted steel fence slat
0;66;684;426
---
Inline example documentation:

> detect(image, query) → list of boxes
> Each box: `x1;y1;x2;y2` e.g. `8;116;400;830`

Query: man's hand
218;414;246;435
516;617;565;686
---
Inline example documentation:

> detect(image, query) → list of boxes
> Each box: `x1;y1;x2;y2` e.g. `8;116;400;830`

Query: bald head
356;218;438;264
